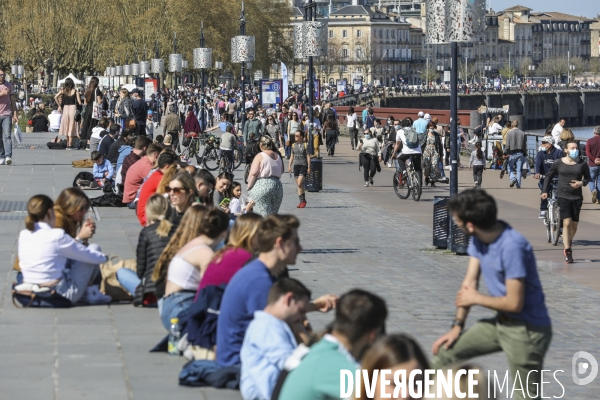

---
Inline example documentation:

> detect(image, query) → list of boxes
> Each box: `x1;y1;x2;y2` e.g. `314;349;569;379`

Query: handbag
13;124;23;144
92;91;101;120
99;256;137;302
12;283;72;308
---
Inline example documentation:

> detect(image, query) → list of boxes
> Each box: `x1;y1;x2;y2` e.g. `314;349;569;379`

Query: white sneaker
83;285;112;305
364;181;369;187
5;157;11;165
0;158;4;165
444;165;451;170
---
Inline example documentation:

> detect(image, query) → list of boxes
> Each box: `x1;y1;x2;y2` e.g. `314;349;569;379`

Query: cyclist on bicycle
220;126;237;171
534;136;563;218
392;117;423;187
541;140;591;263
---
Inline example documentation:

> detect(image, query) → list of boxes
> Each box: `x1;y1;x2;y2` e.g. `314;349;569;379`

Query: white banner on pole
281;62;288;100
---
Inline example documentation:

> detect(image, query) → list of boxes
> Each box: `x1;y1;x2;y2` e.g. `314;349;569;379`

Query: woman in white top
18;195;108;305
488;115;503;136
346;106;359;151
357;128;382;187
152;205;229;330
247;136;284;216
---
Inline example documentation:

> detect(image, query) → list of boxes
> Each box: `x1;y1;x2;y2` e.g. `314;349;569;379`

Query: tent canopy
57;73;84;86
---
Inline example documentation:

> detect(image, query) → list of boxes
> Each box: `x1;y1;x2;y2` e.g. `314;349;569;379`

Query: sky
489;0;599;18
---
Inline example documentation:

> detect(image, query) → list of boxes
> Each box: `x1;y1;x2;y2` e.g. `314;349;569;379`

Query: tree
517;57;534;79
499;62;516;83
588;57;600;83
419;62;437;85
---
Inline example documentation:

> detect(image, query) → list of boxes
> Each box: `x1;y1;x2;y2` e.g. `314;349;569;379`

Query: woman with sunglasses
289;130;311;208
166;172;199;222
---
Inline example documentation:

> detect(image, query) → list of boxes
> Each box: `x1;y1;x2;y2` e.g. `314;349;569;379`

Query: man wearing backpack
392;117;422;187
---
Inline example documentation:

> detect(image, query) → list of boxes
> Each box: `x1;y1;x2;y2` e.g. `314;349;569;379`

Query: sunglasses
166;186;187;194
0;74;5;77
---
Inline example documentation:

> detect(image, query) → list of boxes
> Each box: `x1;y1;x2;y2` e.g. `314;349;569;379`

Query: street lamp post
169;32;182;109
231;1;255;133
194;21;212;130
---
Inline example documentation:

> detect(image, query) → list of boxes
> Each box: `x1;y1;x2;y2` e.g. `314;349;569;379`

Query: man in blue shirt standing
412;110;428;135
216;214;336;368
240;278;311;400
432;189;552;400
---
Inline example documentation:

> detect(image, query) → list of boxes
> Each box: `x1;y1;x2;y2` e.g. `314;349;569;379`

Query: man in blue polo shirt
216;214;337;368
412;110;428;135
432;189;552;400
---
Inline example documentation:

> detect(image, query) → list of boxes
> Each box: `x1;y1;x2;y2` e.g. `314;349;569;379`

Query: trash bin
433;195;468;254
433;196;449;249
305;158;322;192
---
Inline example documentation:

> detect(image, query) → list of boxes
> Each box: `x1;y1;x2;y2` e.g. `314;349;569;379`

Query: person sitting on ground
137;151;178;225
216;214;337;368
241;278;312;400
193;168;216;206
116;134;137;174
198;213;262;292
228;181;255;216
48;105;62;133
357;334;430;400
214;171;234;210
277;289;387;400
18;195;109;305
122;143;161;208
116;194;177;306
90;117;110;152
98;124;119;158
154;134;164;146
91;150;114;188
107;128;134;164
119;136;151;184
162;133;173;150
152;206;229;330
54;187;95;245
32;107;49;132
165;172;199;222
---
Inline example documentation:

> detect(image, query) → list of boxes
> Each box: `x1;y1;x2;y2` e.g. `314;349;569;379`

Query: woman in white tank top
152;205;230;330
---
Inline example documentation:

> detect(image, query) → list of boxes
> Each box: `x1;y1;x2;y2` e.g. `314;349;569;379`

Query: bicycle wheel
244;164;251;184
545;213;551;243
411;172;421;202
393;170;410;199
550;204;560;246
233;149;243;170
203;147;219;171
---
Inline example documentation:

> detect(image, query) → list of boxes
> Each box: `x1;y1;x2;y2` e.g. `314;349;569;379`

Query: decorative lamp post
426;0;485;252
169;32;182;104
194;21;212;129
231;1;255;132
131;50;140;82
294;0;328;156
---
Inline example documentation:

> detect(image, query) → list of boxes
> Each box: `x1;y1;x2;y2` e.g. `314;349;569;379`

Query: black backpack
72;172;94;187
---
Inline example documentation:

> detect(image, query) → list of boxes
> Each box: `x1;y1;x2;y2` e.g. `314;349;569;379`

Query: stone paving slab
0;132;598;399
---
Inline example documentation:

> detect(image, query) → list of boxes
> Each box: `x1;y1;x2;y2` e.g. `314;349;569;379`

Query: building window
342;48;349;58
342;30;348;38
357;30;362;38
329;30;334;38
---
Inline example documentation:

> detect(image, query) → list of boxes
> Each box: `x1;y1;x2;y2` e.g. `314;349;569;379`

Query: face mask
395;126;401;130
364;134;371;139
538;146;544;153
569;149;579;159
428;129;435;133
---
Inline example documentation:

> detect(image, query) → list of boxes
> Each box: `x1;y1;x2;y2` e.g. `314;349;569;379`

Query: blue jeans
0;115;12;158
508;153;523;187
159;291;196;331
55;244;102;304
116;268;141;295
589;165;600;193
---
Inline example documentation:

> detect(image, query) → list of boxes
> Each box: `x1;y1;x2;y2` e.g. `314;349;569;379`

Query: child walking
469;142;485;189
288;130;311;208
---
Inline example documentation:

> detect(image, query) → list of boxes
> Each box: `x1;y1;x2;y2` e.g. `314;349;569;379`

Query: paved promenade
0;132;599;399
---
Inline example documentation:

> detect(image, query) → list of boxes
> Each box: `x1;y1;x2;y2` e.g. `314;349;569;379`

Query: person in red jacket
137;151;178;225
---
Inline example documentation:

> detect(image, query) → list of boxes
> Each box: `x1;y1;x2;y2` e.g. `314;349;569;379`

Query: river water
527;126;596;140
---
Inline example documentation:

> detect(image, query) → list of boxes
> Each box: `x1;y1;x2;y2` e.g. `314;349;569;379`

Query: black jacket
132;98;149;126
134;222;176;305
99;135;116;157
32;114;49;132
106;137;126;163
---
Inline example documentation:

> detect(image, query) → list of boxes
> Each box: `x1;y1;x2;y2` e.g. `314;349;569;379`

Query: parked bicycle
178;133;204;165
393;158;422;201
541;175;560;245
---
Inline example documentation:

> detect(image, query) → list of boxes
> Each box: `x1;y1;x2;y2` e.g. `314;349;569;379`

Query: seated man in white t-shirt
48;107;62;132
392;117;422;187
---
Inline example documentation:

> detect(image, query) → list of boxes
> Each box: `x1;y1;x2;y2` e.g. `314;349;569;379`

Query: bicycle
201;135;221;171
393;158;421;201
178;133;203;165
542;176;560;245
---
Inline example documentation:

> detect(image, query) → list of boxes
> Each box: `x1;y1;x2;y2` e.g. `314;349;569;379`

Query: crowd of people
16;180;555;399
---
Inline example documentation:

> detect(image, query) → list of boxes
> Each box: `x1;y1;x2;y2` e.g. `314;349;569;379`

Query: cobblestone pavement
0;132;598;399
